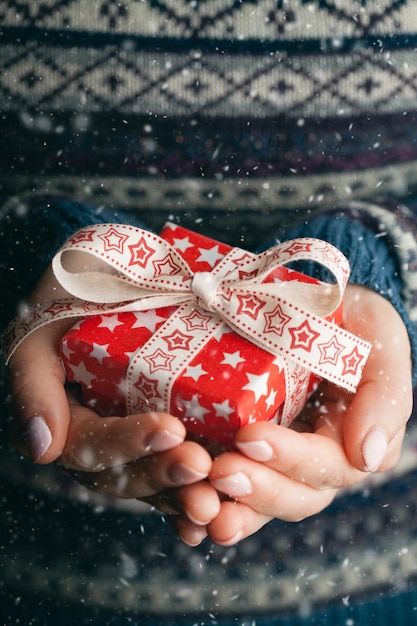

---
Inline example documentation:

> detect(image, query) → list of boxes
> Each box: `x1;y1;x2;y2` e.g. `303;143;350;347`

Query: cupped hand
7;265;221;526
175;285;413;546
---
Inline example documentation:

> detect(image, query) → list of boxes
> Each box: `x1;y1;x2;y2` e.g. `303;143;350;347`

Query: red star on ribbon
98;226;129;254
163;329;193;351
288;319;320;351
69;228;96;244
20;309;42;332
152;253;183;276
44;302;75;317
263;303;291;336
342;346;366;377
319;244;344;267
128;236;155;268
182;309;212;332
133;373;160;398
317;335;345;366
230;252;254;266
143;348;176;373
236;293;266;320
279;240;313;256
238;268;260;280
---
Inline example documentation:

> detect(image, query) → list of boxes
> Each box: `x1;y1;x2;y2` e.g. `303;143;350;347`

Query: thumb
9;321;72;464
342;286;413;472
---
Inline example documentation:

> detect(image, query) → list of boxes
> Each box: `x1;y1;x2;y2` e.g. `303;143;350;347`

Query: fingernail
216;530;244;547
26;416;52;462
168;463;207;485
237;440;274;462
181;526;208;547
362;428;388;473
146;430;183;452
211;472;253;497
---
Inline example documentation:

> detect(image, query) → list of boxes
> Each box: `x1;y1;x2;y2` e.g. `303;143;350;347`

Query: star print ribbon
3;223;371;424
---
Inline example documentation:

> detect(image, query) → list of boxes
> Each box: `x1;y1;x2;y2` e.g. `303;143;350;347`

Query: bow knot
191;271;222;311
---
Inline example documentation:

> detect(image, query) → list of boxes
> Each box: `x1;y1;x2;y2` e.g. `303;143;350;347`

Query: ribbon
3;223;371;425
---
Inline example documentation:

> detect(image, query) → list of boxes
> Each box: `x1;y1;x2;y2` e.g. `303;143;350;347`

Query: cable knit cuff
278;205;417;385
313;200;417;324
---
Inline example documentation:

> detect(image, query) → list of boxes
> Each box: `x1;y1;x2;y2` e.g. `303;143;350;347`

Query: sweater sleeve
267;201;417;385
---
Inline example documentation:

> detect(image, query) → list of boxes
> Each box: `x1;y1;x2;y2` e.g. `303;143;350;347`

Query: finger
148;481;221;546
60;403;187;471
234;421;366;490
71;441;213;499
9;320;74;463
207;501;272;546
171;517;208;547
341;286;413;472
175;481;221;526
209;451;337;521
144;481;221;523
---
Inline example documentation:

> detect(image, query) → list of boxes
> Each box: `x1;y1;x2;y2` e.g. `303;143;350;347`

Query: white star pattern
115;377;128;398
89;342;111;364
97;314;124;332
131;310;167;333
67;360;97;387
265;388;279;410
242;371;270;403
212;399;234;421
181;394;210;423
273;356;285;371
196;245;224;267
61;341;75;361
172;236;193;253
183;363;208;381
221;350;245;367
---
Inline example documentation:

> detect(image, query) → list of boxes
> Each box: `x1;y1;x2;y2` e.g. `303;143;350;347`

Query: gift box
3;221;370;449
59;223;348;447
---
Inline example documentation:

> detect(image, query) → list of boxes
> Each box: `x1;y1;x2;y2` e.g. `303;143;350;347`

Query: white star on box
97;314;124;332
212;399;234;421
265;388;278;410
61;342;75;361
196;245;224;267
273;356;285;371
183;363;208;381
115;377;127;398
66;360;97;387
172;236;193;253
131;309;166;333
89;343;111;364
181;394;210;423
221;350;245;367
242;371;270;403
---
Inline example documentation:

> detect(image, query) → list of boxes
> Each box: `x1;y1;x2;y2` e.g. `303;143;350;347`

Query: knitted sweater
3;2;417;625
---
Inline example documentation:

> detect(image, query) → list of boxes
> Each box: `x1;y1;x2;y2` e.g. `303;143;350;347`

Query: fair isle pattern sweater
2;1;417;314
3;0;417;218
4;3;417;624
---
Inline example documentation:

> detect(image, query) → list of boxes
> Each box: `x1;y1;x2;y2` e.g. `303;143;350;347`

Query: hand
7;266;221;525
174;285;413;546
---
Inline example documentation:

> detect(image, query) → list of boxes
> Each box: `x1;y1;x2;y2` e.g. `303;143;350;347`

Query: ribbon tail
210;288;371;393
280;360;312;427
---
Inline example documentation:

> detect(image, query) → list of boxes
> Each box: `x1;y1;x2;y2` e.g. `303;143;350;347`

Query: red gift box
60;224;343;447
3;222;371;449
